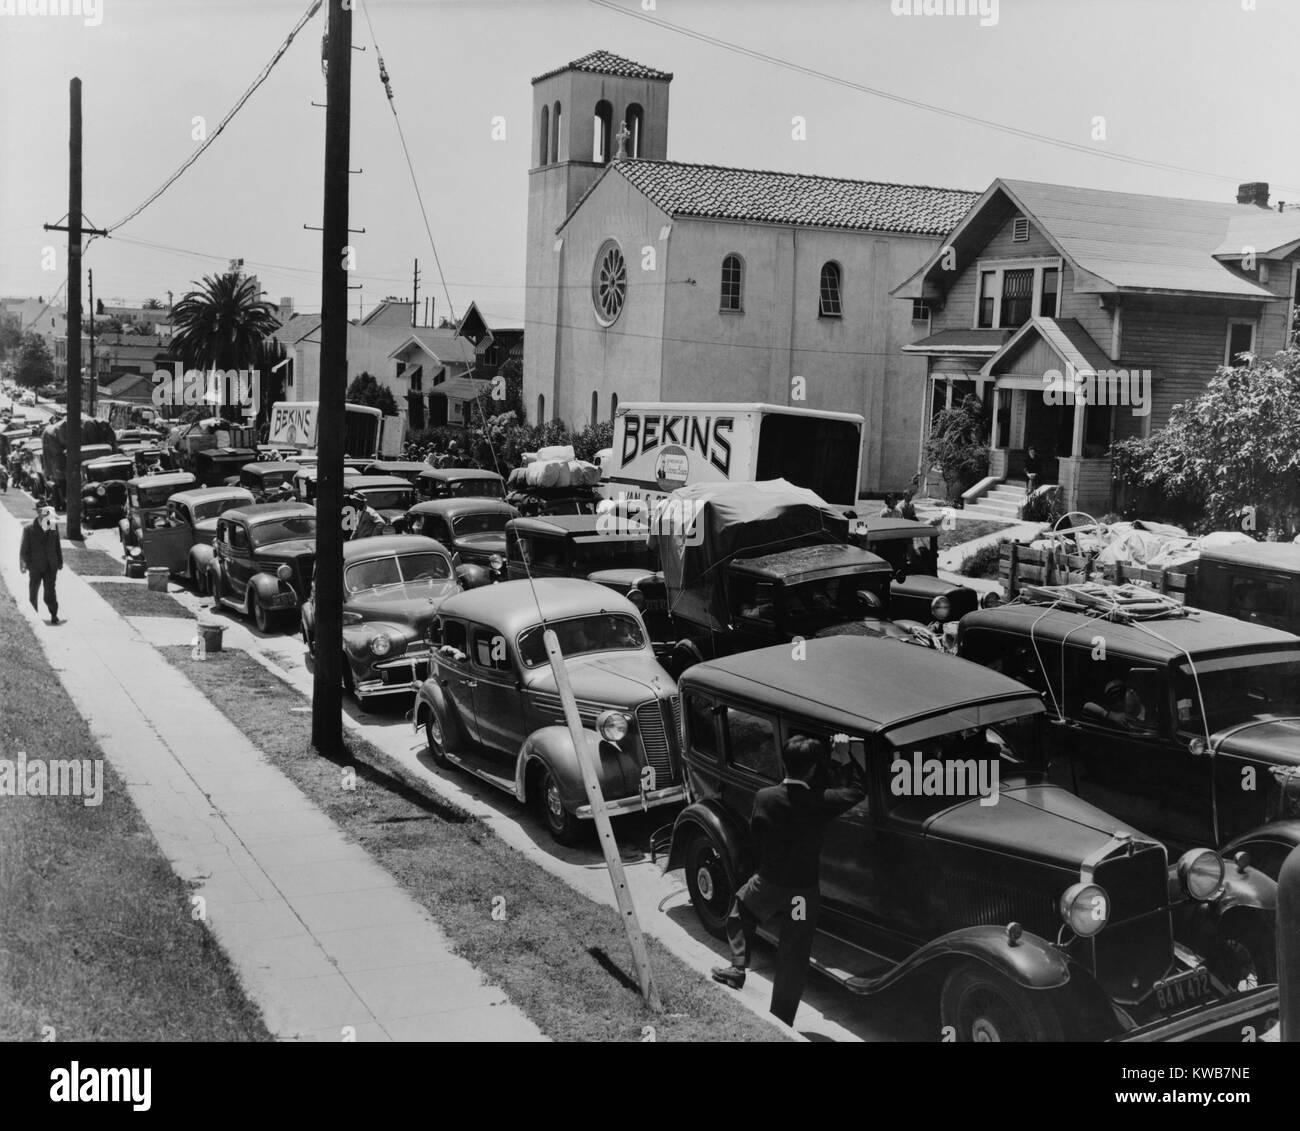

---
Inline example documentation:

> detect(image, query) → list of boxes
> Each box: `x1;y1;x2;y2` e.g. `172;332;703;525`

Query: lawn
937;517;1016;552
163;646;789;1044
0;576;270;1041
89;581;193;619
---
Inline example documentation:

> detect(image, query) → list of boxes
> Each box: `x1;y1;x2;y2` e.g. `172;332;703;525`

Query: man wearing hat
19;505;63;624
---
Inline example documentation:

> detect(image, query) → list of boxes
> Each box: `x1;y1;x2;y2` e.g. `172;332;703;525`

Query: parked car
1192;542;1300;635
957;591;1300;878
116;427;163;445
192;446;258;488
238;461;300;502
119;443;175;478
118;471;199;563
80;454;135;524
404;497;518;586
209;502;317;633
293;463;361;504
505;514;656;582
301;534;461;702
506;486;604;518
667;634;1278;1041
165;485;256;592
340;473;416;535
363;459;429;486
416;466;507;501
413;578;686;843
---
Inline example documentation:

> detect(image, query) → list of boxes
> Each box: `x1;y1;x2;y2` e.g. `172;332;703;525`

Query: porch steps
964;481;1027;520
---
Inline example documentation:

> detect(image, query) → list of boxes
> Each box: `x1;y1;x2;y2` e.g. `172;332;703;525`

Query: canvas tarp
654;478;848;632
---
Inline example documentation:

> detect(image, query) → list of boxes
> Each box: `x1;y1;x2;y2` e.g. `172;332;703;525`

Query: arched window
593;100;613;164
610;392;619;421
818;261;843;318
539;104;549;164
592;239;628;325
591;391;599;426
537;393;546;423
720;254;744;312
625;104;644;157
551;102;562;163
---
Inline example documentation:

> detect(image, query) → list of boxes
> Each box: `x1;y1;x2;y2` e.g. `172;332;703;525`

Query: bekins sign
620;412;734;477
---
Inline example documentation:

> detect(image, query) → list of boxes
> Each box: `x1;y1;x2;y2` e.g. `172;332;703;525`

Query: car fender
189;542;214;576
300;599;316;641
665;799;752;878
515;725;628;809
412;676;448;733
456;562;491;589
342;620;409;661
117;517;131;544
1222;819;1300;877
248;572;295;610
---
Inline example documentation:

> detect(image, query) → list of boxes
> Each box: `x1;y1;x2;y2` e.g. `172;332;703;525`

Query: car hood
923;779;1152;869
454;532;506;554
254;538;316;559
1213;717;1300;767
347;579;459;622
528;650;674;704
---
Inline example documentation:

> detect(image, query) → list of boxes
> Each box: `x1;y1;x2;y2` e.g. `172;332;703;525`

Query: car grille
636;697;681;785
1094;842;1168;923
943;872;1058;939
1088;911;1175;1006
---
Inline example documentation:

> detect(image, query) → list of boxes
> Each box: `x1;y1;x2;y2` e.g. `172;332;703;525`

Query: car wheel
535;765;583;846
301;616;314;656
253;599;273;634
940;963;1065;1043
684;834;736;939
423;707;451;768
1217;923;1277;993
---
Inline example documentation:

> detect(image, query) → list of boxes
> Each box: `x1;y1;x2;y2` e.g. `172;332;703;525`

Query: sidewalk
0;502;544;1042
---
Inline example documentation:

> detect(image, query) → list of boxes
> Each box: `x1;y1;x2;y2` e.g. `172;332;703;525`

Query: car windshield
777;574;886;625
885;717;1041;818
192;497;245;522
250;515;316;547
86;463;130;482
572;536;654;571
359;488;415;510
135;485;176;508
1175;652;1300;732
344;551;452;594
449;478;504;498
451;512;508;537
871;534;938;576
517;613;646;667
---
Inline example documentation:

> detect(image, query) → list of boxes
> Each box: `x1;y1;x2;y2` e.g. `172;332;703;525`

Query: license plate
1154;967;1211;1012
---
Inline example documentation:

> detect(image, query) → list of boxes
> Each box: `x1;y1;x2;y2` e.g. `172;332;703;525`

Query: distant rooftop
532;49;672;85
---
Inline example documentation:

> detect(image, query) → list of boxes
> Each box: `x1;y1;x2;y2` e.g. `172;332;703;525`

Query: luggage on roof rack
1013;581;1189;620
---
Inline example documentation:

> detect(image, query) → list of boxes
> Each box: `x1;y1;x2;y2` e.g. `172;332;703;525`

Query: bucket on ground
146;567;169;592
197;622;225;653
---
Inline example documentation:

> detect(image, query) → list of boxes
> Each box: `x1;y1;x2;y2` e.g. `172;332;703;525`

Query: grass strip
88;581;194;619
162;645;787;1043
0;577;271;1041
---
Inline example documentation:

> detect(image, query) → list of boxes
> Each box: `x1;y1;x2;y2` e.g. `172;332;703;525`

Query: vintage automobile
118;471;200;564
164;485;256;591
293;463;361;504
506;486;604;518
344;475;418;537
80;453;136;524
850;515;991;629
1192;542;1300;635
116;441;174;477
209;502;317;633
257;443;300;462
363;459;429;486
301;534;461;703
505;515;656;582
115;427;163;445
404;497;518;586
416;466;507;502
957;589;1300;879
413;578;686;844
192;446;258;488
238;461;300;502
667;634;1278;1041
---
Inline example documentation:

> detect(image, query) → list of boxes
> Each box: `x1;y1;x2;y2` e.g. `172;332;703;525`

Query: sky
2;0;1297;329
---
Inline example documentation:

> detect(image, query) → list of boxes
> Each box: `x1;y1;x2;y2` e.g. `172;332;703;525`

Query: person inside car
1084;679;1154;732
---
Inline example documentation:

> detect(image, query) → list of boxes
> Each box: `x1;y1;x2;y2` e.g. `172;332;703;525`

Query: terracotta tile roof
532;50;672;85
603;160;978;236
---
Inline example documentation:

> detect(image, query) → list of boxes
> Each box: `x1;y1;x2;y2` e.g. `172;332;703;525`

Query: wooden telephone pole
87;268;96;417
311;0;353;756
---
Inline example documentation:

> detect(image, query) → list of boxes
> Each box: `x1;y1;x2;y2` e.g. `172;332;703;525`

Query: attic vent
1012;216;1030;242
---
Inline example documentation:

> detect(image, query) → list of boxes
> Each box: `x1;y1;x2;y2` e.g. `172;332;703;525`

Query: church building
522;49;978;494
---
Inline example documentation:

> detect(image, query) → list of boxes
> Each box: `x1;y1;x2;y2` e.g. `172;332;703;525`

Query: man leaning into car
712;733;866;1026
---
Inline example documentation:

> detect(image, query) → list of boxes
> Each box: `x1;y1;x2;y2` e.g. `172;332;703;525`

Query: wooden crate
999;543;1093;596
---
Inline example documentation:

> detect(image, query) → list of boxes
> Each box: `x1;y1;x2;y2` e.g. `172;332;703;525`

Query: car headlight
489;553;504;570
96;485;106;497
930;595;952;621
1059;881;1109;937
1177;849;1225;902
369;633;392;657
980;590;1001;609
276;564;293;581
596;709;630;743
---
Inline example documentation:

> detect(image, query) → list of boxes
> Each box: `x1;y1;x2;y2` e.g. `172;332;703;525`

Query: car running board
755;924;892;991
442;751;517;793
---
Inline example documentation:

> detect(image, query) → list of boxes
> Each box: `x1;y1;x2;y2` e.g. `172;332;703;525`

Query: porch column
990;386;1002;449
1071;394;1086;457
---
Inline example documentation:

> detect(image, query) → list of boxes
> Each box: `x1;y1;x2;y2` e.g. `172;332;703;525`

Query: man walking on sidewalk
19;505;63;624
711;733;867;1026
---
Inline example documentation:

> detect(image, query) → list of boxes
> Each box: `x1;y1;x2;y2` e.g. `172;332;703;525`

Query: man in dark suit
712;733;867;1025
19;505;64;624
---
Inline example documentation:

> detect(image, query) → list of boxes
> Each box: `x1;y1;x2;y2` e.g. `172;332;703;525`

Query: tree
14;333;55;390
346;371;398;416
1114;347;1300;535
923;394;990;501
142;297;164;310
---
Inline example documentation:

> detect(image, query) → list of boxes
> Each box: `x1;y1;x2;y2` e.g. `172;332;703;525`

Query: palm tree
142;297;164;310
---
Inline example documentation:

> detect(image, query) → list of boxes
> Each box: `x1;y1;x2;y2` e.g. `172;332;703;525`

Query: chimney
279;296;294;319
1237;182;1270;207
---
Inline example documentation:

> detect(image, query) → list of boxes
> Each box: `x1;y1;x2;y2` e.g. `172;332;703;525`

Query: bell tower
524;50;672;423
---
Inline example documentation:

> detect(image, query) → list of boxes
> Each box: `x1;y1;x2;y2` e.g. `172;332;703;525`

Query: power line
588;0;1300;197
103;0;325;236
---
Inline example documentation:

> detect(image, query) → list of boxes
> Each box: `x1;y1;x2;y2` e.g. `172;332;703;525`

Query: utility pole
411;258;420;328
311;0;353;757
87;268;95;417
43;79;105;540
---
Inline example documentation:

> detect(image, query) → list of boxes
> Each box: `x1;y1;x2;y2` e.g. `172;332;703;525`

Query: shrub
959;540;1007;579
1020;484;1064;524
923;394;989;502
